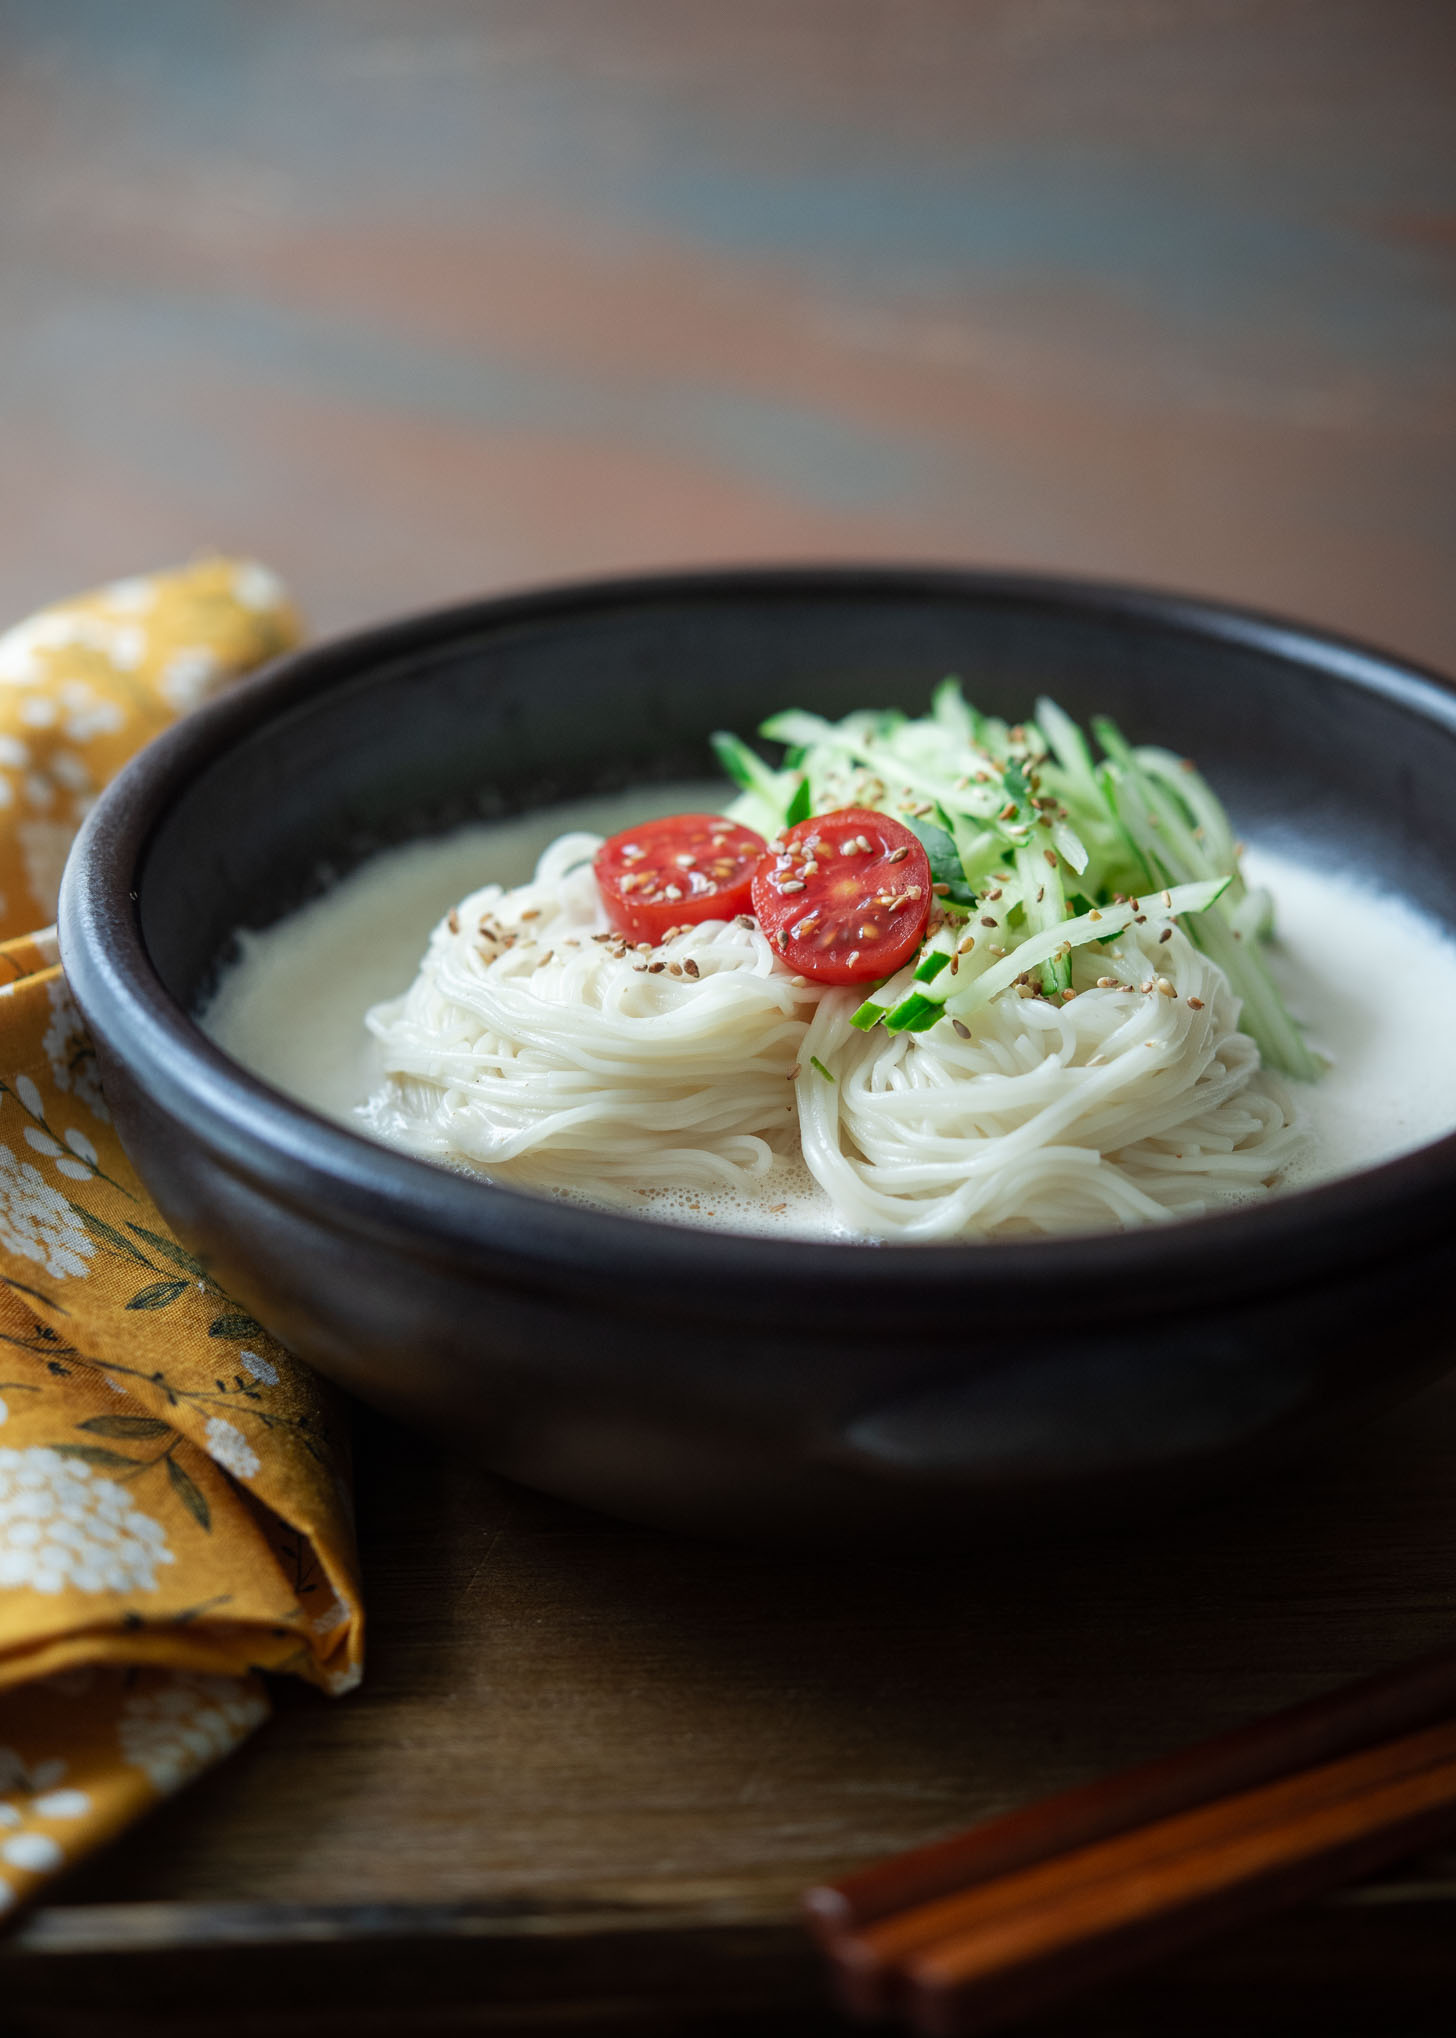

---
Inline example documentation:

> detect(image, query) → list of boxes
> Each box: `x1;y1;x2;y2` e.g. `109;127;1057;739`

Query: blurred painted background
2;0;1453;667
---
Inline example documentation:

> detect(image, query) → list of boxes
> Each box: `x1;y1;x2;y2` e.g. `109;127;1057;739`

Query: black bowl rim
58;563;1456;1321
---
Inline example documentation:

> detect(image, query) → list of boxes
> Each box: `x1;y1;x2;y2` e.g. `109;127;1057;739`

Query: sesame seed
1096;976;1120;989
663;884;682;900
957;935;976;953
779;878;806;893
1088;909;1102;921
952;1018;971;1038
520;908;541;921
989;944;1007;957
1061;988;1077;1001
1158;926;1172;943
648;961;665;973
790;975;808;987
998;801;1017;820
736;914;754;929
447;909;460;933
683;957;700;978
858;923;879;940
1187;995;1205;1010
887;844;910;863
1140;980;1155;994
932;882;950;896
1155;978;1176;998
981;915;998;928
1043;849;1057;867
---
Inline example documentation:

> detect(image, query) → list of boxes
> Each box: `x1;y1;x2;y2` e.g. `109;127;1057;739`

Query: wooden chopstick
902;1724;1456;2035
804;1639;1456;2025
799;1638;1451;2021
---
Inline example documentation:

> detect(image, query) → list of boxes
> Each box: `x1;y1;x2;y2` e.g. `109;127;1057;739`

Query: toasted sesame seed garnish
447;909;460;933
1088;909;1102;921
840;840;861;856
931;882;950;896
856;834;873;851
1158;926;1173;944
779;877;806;893
987;888;1003;902
520;908;541;921
668;963;684;976
952;1018;971;1038
1187;994;1205;1009
1036;886;1045;904
768;1202;788;1213
980;915;998;928
663;883;682;900
1043;848;1057;867
887;844;910;863
904;886;923;901
998;801;1017;820
648;961;665;973
1096;976;1120;989
1155;977;1176;998
683;957;700;978
957;935;976;954
1140;979;1155;993
791;974;808;987
989;944;1007;957
1061;988;1077;1001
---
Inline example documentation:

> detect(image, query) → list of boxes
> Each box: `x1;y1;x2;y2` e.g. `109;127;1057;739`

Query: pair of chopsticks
804;1641;1456;2034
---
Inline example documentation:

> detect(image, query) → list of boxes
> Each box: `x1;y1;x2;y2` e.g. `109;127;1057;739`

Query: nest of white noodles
362;832;1304;1241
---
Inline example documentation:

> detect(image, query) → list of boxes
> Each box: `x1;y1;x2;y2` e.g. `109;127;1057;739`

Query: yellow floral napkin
0;563;362;1921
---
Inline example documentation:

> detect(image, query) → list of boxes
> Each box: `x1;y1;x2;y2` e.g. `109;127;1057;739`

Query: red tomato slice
594;813;768;942
751;807;933;984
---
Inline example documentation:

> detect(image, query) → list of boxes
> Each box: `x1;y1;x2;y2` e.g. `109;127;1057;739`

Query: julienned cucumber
718;688;1316;1078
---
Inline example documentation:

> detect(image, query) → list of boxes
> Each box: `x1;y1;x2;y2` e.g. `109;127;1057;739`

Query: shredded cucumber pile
712;682;1318;1080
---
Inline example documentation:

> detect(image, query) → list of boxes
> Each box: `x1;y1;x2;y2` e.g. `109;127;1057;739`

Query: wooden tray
7;1379;1456;2036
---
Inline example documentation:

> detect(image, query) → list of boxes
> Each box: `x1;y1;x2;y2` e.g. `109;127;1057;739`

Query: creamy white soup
202;786;1456;1240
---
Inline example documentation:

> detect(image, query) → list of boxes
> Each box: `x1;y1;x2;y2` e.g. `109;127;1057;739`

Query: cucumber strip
1014;840;1071;996
942;878;1231;1024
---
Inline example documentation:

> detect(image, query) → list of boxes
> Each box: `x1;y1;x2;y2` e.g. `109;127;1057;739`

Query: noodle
363;830;1305;1239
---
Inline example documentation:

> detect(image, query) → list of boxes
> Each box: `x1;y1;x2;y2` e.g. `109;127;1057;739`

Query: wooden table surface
3;4;1455;2029
6;1374;1455;2034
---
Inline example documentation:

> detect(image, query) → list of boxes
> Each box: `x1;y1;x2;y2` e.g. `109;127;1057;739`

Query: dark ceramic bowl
59;569;1456;1544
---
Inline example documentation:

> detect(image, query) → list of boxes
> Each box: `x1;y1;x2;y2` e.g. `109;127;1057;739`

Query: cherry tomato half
594;813;768;942
750;808;933;985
